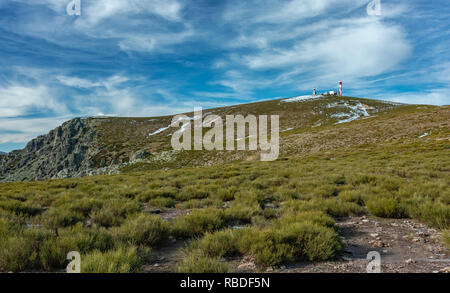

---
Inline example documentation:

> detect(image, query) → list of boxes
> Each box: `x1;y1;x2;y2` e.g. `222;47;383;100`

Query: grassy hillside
0;98;448;272
0;96;407;182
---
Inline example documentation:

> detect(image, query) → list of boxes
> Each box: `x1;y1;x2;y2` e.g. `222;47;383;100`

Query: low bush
176;185;210;201
111;214;169;247
367;197;406;218
148;197;176;209
90;199;141;227
442;229;450;249
0;229;50;272
236;223;342;267
215;187;237;202
81;246;141;273
281;198;364;217
277;211;337;230
339;190;364;205
402;199;450;229
189;229;241;258
137;187;178;202
0;200;41;217
66;198;103;217
39;225;113;271
42;208;84;231
224;201;260;224
175;252;228;273
172;208;225;238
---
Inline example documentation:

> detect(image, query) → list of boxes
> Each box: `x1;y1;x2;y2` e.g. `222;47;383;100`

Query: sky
0;0;449;152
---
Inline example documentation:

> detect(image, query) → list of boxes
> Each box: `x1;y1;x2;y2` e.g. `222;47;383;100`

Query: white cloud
0;116;70;143
0;85;67;117
57;75;129;90
117;27;194;53
79;0;183;26
388;89;450;106
244;19;411;76
9;0;189;53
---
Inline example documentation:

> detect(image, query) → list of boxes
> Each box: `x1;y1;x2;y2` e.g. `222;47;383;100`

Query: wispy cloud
0;84;67;117
0;0;449;152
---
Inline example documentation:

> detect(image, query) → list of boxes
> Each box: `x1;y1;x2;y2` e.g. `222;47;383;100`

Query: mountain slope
0;97;449;273
0;96;448;182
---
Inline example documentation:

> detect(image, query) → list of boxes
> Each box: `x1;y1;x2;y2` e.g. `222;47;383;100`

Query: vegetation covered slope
0;99;448;272
1;96;405;182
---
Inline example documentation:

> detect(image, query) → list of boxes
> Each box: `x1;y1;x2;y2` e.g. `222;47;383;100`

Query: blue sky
0;0;449;152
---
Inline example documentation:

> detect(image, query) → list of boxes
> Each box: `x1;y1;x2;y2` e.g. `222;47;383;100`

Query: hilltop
2;95;447;182
0;95;449;273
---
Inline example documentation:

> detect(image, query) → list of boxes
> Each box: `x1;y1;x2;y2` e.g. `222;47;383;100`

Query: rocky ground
275;216;450;273
144;215;450;273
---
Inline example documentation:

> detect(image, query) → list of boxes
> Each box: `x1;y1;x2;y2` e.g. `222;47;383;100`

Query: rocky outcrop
0;118;100;182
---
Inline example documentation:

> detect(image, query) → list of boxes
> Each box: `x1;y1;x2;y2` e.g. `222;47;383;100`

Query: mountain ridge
0;96;448;182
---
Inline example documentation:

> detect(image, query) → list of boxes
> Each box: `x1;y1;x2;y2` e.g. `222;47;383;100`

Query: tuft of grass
172;208;225;238
41;208;84;231
176;185;210;201
281;198;364;218
148;197;176;209
442;229;450;249
137;187;178;202
0;199;42;217
189;229;241;258
39;225;113;271
81;246;141;273
402;199;450;229
0;229;49;272
224;201;261;224
339;190;364;205
184;214;342;269
277;211;337;230
111;214;169;247
367;197;406;218
175;251;228;273
90;199;141;228
237;223;342;267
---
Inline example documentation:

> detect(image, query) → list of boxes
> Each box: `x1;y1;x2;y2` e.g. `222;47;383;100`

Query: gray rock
131;150;150;161
0;118;98;182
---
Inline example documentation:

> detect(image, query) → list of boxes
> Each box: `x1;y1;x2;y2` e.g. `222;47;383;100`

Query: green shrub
282;198;364;217
0;229;49;272
90;200;141;227
177;185;210;201
42;208;84;231
277;211;337;230
148;197;176;209
403;199;450;229
172;208;225;238
367;197;406;218
175;252;228;273
111;214;169;247
138;187;178;202
224;201;260;224
215;187;237;202
66;198;103;217
189;229;240;258
0;200;41;217
339;190;364;205
39;225;113;271
238;223;342;267
442;229;450;249
82;246;141;273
